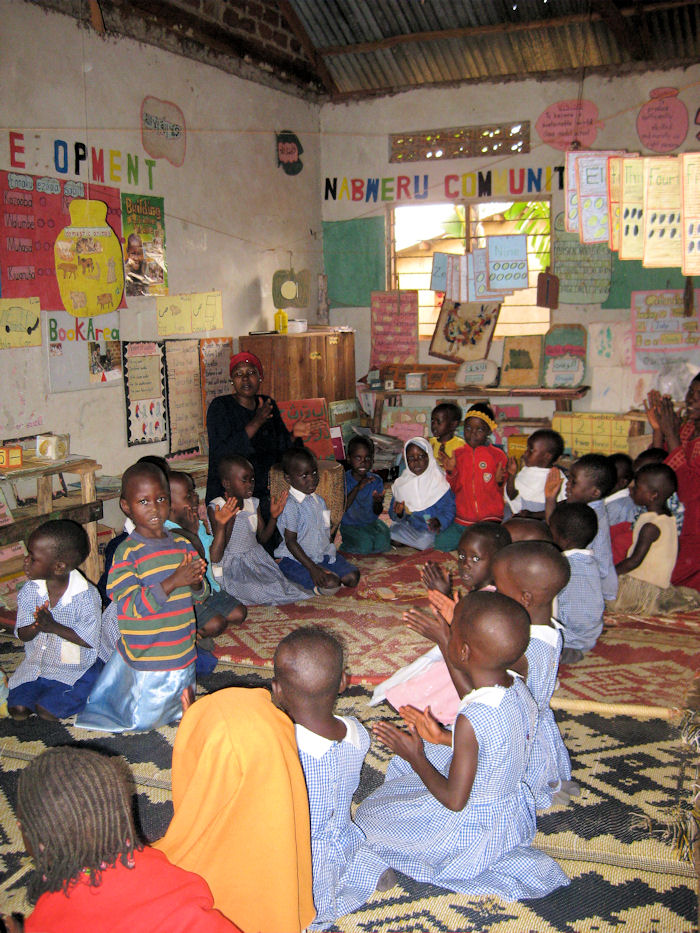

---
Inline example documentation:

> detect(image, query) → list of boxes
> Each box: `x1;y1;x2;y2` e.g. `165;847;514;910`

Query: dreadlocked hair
18;746;140;903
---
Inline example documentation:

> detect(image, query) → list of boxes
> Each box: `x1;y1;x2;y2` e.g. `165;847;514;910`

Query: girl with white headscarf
389;437;456;550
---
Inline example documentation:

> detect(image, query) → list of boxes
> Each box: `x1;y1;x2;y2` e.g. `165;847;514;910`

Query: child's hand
404;607;450;649
644;391;661;430
310;565;339;589
169;552;206;589
212;497;240;527
270;489;289;518
428;590;457;625
506;456;518;477
372;489;384;502
373;720;424;764
393;500;405;518
544;467;563;499
437;449;456;473
494;460;506;485
33;601;54;633
426;517;441;533
421;561;451;595
399;704;449;745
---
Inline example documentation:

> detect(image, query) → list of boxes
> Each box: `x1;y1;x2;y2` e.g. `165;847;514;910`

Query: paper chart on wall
576;152;623;244
370;291;419;367
470;249;504;300
643;157;682;268
619;157;645;260
200;336;233;425
632;289;700;373
588;320;633;368
0;297;41;349
607;155;638;252
486;235;528;291
552;212;611;304
165;339;203;455
46;309;122;392
122;341;168;446
681;152;700;275
156;290;223;336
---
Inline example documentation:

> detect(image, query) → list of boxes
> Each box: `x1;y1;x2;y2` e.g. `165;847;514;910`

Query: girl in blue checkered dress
273;628;393;929
355;592;569;900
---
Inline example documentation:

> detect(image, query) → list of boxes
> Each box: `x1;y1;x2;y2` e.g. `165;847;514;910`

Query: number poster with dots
643;157;682;268
619;157;645;261
576;151;624;245
681;152;700;276
486;235;528;292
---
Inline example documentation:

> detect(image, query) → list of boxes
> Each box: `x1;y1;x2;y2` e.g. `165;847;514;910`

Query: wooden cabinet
239;329;355;402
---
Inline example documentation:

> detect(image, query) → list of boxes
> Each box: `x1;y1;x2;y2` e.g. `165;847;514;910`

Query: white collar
457;672;522;713
289;486;310;503
563;548;594;557
124;517;135;533
529;622;561;647
34;569;88;607
605;488;631;504
295;716;362;758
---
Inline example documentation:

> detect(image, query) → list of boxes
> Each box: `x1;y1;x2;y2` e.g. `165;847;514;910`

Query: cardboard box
36;434;70;460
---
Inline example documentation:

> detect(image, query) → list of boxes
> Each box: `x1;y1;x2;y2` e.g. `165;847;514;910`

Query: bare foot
35;704;59;722
376;868;397;892
8;706;32;721
181;686;195;716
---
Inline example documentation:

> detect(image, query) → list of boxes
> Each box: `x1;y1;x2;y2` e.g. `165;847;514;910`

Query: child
340;436;391;554
210;455;313;605
7;520;102;721
491;542;577;809
356;591;569;899
611;463;700;615
429;401;465;460
633;446;685;534
548;453;618;602
605;453;637;564
76;461;208;732
548;502;605;663
504;429;566;519
503;515;554;543
276;447;359;594
436;403;507;551
18;747;239;932
272;628;393;928
389;437;456;551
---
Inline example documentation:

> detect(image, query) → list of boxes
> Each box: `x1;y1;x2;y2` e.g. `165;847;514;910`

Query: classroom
0;0;699;929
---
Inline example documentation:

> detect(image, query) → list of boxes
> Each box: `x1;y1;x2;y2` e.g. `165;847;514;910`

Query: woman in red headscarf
205;352;309;516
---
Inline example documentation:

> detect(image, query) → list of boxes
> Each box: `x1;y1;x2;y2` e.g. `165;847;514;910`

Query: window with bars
389;200;551;340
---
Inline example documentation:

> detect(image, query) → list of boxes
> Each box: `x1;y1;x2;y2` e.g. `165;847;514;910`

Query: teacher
205;351;309;510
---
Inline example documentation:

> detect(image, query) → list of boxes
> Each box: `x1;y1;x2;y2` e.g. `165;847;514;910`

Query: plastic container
274;308;288;334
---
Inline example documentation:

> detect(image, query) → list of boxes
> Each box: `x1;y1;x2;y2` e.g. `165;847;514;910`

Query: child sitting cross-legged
548;502;605;664
276;447;359;595
389;437;456;551
504;429;566;520
8;519;103;722
272;628;394;929
209;455;313;605
340;437;391;555
356;591;569;900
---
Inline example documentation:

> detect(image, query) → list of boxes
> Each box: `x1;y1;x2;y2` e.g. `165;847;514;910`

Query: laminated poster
157;290;223;336
552;212;611;304
370;291;419;367
619;157;645;261
681;152;700;276
642;157;682;268
200;336;233;423
632;289;700;373
122;193;167;297
165;339;203;455
122;341;168;446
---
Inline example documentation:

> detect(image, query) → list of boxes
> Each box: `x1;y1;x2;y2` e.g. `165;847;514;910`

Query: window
389;200;551;340
389;122;530;164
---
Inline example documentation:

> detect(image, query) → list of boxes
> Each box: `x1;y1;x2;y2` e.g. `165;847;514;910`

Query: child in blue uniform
340;437;390;554
272;627;393;928
389;437;455;550
356;591;569;900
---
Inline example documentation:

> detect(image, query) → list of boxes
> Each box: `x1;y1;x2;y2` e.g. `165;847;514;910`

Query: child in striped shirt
77;461;208;733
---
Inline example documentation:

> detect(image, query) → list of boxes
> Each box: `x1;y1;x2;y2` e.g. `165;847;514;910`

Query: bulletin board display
631;289;700;373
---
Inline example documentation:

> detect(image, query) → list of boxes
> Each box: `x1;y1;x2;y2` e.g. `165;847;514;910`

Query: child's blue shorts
8;659;104;719
278;554;358;590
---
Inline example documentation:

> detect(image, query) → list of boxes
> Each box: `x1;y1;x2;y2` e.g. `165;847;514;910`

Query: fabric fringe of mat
632;805;700;865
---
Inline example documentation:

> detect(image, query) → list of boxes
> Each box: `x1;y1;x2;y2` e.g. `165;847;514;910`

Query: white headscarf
392;436;451;513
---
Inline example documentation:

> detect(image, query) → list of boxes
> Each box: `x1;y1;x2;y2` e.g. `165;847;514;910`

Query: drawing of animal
70;290;87;310
97;293;112;310
57;262;77;279
77;255;94;274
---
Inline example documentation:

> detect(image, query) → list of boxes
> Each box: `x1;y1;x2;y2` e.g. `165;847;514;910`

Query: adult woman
205;351;309;511
646;373;700;590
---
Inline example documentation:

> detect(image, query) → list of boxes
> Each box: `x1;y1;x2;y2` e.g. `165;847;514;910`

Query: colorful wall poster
576;152;623;244
552;212;611;304
0;297;41;349
278;398;335;460
45;310;121;392
632;289;700;373
0;170;125;311
500;335;543;388
642;157;682;268
535;100;601;151
565;150;623;236
429;299;500;363
122;193;167;296
156;290;223;336
200;336;233;425
165;339;203;455
681;152;700;275
619;157;645;260
486;235;528;291
541;324;586;388
122;341;168;446
636;88;689;153
141;96;186;167
370;291;419;367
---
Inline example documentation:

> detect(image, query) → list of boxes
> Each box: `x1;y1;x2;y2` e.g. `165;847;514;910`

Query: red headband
229;352;263;379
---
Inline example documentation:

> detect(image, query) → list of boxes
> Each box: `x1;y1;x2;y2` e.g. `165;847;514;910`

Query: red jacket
447;443;507;524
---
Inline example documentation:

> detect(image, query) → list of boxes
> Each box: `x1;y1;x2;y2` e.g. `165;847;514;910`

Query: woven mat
0;651;697;929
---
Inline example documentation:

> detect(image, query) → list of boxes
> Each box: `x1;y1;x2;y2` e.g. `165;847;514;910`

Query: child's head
17;746;138;903
492;540;571;612
136;453;170;479
404;437;431;476
456;522;511;592
502;516;553;543
218;454;255;502
566;454;616;504
25;519;89;580
463;403;497;449
431;402;462;443
282;447;319;495
168;471;198;524
120;461;170;536
448;590;531;676
548;501;598;551
522;429;564;468
607;453;634;494
125;233;144;267
347;436;374;478
272;626;346;716
632;446;667;472
631;463;677;512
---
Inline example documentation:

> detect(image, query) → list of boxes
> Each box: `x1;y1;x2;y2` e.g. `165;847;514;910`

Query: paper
157;290;223;336
486;235;528;291
588;321;633;367
643;157;682;268
471;249;503;300
632;289;700;373
430;253;448;291
165;339;203;455
278;398;335;461
46;310;122;392
200;337;233;424
607;155;638;252
122;193;167;297
0;297;41;349
619;157;645;260
370;291;419;367
681;152;700;276
123;341;168;445
552;212;611;304
576;153;622;244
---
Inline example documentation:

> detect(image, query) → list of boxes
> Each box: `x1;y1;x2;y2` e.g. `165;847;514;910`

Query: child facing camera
340;436;391;555
389;437;456;551
273;628;393;929
504;429;566;520
429;401;465;460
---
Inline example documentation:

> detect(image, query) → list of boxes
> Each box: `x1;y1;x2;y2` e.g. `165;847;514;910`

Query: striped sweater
107;530;208;672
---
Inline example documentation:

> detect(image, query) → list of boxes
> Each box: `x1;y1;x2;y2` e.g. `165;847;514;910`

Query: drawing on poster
0;298;41;349
157;291;223;336
486;236;528;291
636;88;689;153
122;194;167;296
429;298;500;364
643;157;682;268
576;153;623;244
122;341;168;445
632;289;700;373
541;324;586;388
588;320;633;368
619;157;645;261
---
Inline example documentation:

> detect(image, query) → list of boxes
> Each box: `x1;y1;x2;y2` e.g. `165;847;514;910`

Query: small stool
270;460;346;530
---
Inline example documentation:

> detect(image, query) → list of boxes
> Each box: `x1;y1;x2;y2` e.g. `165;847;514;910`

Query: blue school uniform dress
296;716;388;929
555;549;605;653
275;487;357;589
524;623;572;809
605;488;637;526
589;498;618;601
504;465;567;519
340;471;391;554
355;676;569;900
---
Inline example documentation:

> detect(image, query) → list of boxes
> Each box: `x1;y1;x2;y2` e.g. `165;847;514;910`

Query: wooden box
0;445;23;469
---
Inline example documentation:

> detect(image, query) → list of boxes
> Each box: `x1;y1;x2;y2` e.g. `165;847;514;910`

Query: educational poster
535;99;601;151
122;193;167;296
430;253;448;291
382;406;430;442
552;212;611;304
0;171;125;311
429;299;500;363
278;398;334;460
576;152;622;244
156;290;223;336
588;321;633;368
445;255;467;302
500;335;543;387
619;157;645;260
486;235;528;291
122;341;168;446
0;297;41;349
607;155;638;251
565;150;622;235
642;157;682;268
141;96;186;167
369;291;419;367
636;88;689;153
681;152;700;275
45;310;121;392
471;249;503;300
200;336;233;423
541;324;586;388
165;339;203;455
632;289;700;373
